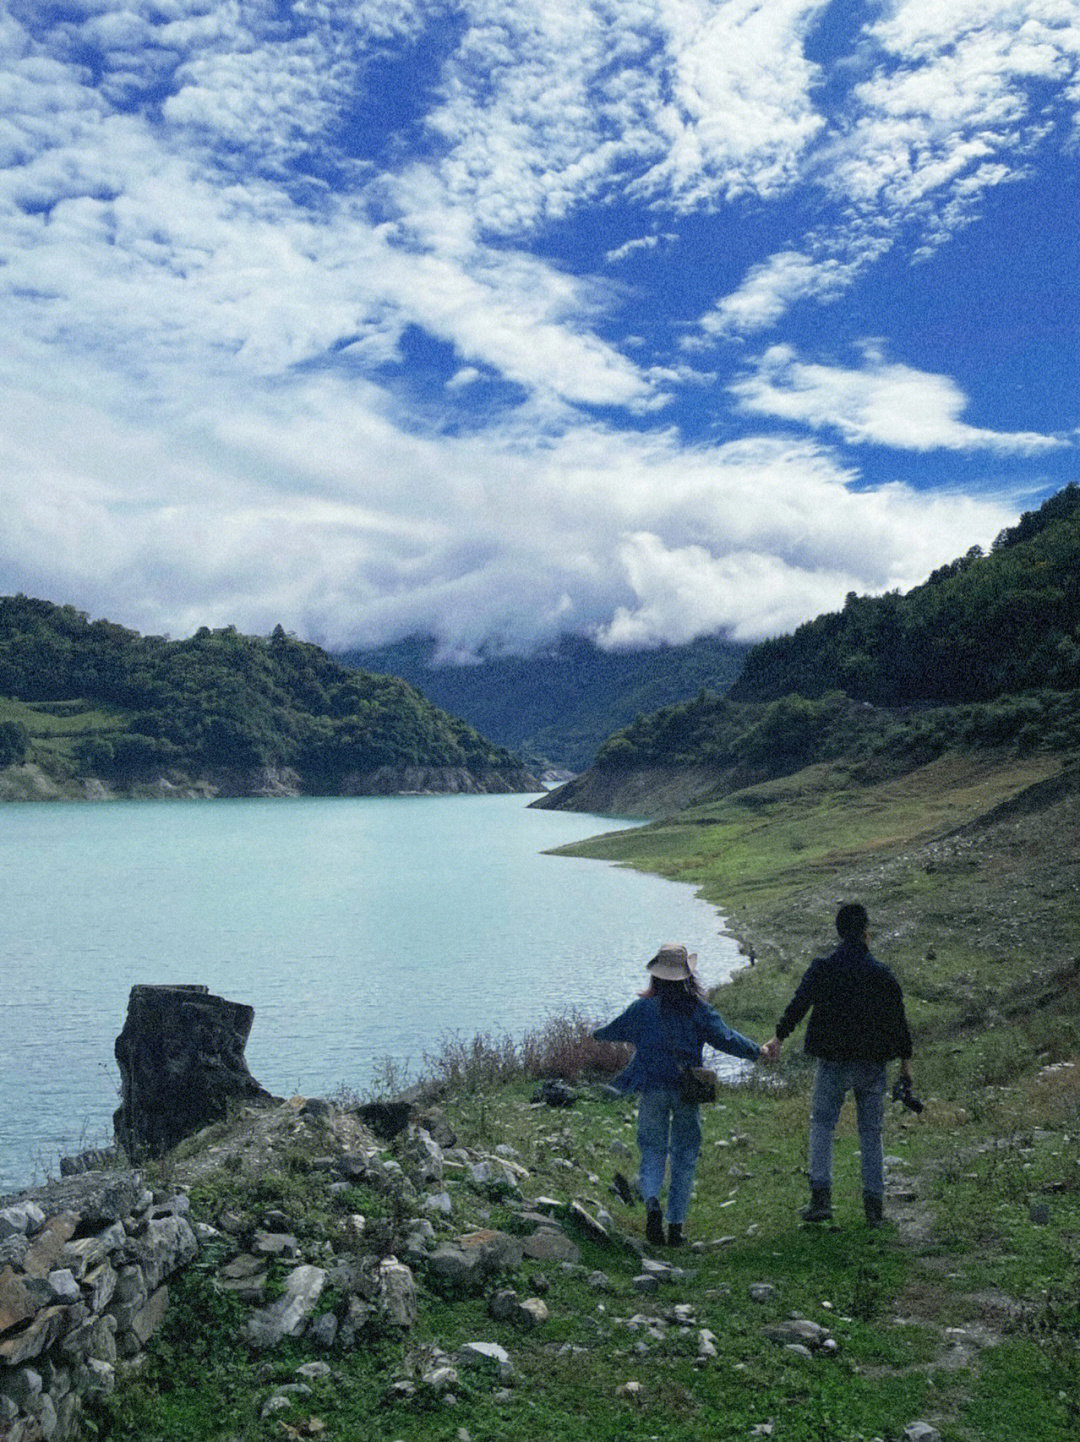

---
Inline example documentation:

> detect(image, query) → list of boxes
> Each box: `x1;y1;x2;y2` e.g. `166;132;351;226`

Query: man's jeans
637;1085;701;1224
809;1060;886;1198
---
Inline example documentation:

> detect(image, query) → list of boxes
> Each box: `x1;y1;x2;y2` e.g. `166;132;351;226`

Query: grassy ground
92;749;1080;1442
0;695;121;798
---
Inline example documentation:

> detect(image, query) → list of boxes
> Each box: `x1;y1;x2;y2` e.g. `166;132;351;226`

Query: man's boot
645;1197;664;1247
864;1193;884;1228
800;1187;833;1223
667;1222;684;1248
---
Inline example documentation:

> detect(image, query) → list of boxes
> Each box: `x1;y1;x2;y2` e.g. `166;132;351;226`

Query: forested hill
337;633;748;770
537;486;1080;813
730;484;1080;706
0;598;535;798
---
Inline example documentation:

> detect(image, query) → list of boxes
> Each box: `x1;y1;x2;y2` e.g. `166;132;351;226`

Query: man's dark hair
835;903;869;942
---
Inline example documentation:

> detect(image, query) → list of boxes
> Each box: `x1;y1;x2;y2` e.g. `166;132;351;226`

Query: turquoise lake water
0;792;747;1194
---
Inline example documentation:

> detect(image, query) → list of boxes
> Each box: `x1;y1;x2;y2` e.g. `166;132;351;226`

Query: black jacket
775;940;912;1064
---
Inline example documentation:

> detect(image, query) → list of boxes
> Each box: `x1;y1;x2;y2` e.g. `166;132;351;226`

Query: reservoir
1;792;745;1194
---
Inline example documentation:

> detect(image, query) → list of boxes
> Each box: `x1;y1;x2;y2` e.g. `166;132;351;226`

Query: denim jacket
593;996;761;1094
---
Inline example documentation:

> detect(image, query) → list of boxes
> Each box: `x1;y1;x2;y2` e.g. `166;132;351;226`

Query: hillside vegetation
0;597;534;799
338;633;748;770
730;482;1080;706
538;486;1080;816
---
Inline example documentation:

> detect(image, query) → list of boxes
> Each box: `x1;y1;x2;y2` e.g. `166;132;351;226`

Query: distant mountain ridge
336;633;749;770
0;597;536;800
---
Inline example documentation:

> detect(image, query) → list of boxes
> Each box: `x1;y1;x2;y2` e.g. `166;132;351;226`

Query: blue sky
2;1;1077;657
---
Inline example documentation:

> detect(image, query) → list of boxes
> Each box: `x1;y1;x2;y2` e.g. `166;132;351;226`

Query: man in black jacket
762;903;914;1227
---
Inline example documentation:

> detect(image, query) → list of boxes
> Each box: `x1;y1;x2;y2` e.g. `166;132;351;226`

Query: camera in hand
892;1073;924;1113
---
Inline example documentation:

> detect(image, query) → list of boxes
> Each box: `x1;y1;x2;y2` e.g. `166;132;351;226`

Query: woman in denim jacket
593;943;763;1247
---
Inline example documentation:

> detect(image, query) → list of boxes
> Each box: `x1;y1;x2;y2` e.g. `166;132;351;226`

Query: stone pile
0;1171;198;1442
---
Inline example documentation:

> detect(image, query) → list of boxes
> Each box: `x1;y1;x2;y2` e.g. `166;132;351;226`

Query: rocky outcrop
530;764;724;818
0;761;541;804
334;765;540;796
0;1172;197;1442
113;986;275;1161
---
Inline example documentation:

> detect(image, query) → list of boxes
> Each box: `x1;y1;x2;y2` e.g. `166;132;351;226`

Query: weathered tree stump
114;984;273;1159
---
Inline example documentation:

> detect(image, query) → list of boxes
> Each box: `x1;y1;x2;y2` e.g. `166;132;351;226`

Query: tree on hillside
730;485;1080;706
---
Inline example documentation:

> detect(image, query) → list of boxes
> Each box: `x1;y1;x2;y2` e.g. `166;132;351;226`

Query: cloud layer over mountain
2;1;1076;652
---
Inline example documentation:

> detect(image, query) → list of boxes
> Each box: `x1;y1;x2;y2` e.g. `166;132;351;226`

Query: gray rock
428;1230;523;1294
296;1361;332;1380
35;1392;57;1439
632;1274;659;1293
339;1295;374;1348
243;1265;328;1348
62;1223;126;1281
377;1257;417;1329
457;1341;513;1382
749;1282;776;1303
568;1201;609;1245
253;1231;300;1257
0;1204;44;1241
0;1367;43;1411
0;1235;29;1269
309;1311;338;1348
522;1228;579;1264
85;1358;116;1395
45;1271;80;1305
59;1147;120;1177
903;1425;941;1442
763;1319;832;1350
402;1130;445;1185
126;1285;170;1347
127;1215;198;1292
83;1261;118;1314
0;1305;69;1366
113;984;274;1159
517;1297;548;1329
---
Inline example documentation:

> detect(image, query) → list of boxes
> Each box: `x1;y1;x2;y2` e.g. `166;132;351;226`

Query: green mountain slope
337;633;748;770
730;483;1080;706
538;486;1080;814
0;597;535;798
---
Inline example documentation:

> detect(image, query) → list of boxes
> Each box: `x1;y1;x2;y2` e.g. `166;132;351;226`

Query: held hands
759;1036;781;1064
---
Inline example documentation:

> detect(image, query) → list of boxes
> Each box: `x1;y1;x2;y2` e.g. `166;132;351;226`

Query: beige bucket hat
646;942;697;980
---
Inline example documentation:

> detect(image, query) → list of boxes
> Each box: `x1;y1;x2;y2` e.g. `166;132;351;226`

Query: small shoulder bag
679;1064;718;1105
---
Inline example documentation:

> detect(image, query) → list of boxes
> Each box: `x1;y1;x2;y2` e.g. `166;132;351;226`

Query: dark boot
864;1193;884;1228
645;1197;664;1247
800;1187;833;1223
667;1222;684;1248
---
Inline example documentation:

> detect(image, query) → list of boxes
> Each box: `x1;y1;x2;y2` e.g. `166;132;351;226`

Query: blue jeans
637;1085;701;1224
809;1060;886;1197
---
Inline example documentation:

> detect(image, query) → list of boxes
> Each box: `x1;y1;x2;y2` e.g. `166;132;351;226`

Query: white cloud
696;249;870;338
0;369;1019;650
605;234;661;264
731;344;1066;453
631;0;828;205
598;534;866;647
0;1;1072;662
692;0;1080;339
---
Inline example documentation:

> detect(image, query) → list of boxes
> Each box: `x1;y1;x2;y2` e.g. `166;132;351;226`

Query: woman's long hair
640;974;705;1014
